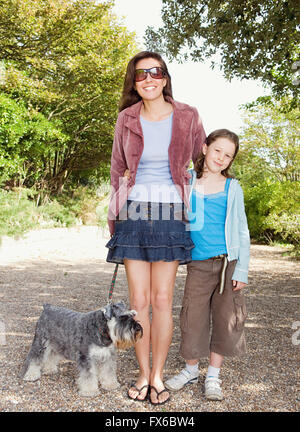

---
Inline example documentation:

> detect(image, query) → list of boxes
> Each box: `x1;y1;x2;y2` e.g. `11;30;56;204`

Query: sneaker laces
205;377;222;390
175;369;197;382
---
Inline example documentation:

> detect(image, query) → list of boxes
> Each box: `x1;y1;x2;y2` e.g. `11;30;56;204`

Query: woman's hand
232;280;247;291
123;169;131;180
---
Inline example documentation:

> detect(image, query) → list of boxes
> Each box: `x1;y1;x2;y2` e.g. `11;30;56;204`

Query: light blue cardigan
188;170;250;284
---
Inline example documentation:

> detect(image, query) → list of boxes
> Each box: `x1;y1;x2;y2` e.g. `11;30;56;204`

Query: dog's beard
115;339;136;350
109;317;143;350
115;326;143;350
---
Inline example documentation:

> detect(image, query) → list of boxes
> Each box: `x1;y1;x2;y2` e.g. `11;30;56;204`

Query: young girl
165;129;250;401
106;51;206;405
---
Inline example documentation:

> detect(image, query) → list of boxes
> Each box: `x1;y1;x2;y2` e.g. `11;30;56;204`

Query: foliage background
0;0;299;256
0;0;137;192
233;99;299;254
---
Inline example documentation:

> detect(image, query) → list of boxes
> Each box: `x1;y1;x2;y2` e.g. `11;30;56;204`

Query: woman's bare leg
124;259;151;400
149;260;179;403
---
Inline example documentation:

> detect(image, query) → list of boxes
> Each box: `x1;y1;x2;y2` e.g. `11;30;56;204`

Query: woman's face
134;57;167;102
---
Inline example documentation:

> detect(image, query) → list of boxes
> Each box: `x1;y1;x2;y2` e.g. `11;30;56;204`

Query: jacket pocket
233;292;247;331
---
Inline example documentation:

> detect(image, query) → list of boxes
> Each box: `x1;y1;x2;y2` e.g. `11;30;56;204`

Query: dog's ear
102;301;127;320
102;304;114;320
112;301;127;317
113;301;137;318
128;310;137;317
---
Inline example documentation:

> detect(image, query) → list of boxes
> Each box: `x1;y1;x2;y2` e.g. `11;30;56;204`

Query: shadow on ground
0;244;299;412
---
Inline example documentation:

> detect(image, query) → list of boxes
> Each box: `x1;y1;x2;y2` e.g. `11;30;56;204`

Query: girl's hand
232;280;247;291
123;169;131;180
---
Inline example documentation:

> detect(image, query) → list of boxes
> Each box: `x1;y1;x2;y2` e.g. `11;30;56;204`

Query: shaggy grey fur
20;301;142;397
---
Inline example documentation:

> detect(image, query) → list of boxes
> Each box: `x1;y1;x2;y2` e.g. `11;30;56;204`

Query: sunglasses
134;67;166;82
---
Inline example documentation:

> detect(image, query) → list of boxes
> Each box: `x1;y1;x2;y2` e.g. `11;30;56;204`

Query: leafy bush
39;200;77;227
240;179;300;256
233;98;300;257
0;185;107;238
54;186;101;226
0;188;38;237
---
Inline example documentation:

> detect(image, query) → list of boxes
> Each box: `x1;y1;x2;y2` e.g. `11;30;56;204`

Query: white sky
113;0;270;134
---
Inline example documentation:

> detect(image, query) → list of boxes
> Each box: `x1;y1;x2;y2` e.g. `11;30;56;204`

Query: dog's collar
99;326;111;339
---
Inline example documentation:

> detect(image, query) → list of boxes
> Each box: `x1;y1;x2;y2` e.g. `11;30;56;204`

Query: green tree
0;0;137;192
237;98;300;181
145;0;299;103
233;98;300;249
0;92;68;187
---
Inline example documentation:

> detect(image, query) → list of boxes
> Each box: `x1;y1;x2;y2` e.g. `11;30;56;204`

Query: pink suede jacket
108;96;206;235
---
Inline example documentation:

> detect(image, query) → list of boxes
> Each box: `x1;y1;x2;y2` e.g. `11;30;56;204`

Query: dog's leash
108;263;119;302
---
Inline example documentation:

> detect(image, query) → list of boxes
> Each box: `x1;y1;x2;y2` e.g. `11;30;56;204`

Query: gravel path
0;226;299;412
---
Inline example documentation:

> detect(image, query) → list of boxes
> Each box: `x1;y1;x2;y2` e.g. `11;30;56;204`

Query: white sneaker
204;377;224;401
165;369;199;391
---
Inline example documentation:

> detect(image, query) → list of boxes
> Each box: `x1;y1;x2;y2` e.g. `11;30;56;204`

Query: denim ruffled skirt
106;201;194;265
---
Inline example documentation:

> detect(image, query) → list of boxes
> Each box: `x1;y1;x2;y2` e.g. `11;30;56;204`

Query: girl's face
134;57;167;102
203;137;236;175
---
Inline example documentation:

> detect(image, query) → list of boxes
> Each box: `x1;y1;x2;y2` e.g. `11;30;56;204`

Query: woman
106;51;206;405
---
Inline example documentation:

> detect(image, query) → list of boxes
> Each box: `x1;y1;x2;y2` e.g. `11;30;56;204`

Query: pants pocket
233;292;247;331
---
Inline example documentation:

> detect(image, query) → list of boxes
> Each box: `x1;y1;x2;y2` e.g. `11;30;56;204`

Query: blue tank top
188;178;231;260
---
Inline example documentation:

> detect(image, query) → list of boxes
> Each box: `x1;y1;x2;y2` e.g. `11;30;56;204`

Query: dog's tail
19;338;35;379
19;331;42;380
19;309;48;380
19;356;30;379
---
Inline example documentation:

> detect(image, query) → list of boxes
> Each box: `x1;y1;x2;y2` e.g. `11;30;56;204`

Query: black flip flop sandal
127;383;149;402
149;385;170;405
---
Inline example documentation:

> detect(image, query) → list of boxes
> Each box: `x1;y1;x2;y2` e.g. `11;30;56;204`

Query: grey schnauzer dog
20;301;143;397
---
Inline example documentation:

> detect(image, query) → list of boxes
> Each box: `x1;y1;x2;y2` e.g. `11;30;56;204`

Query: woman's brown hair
119;51;173;112
194;129;239;178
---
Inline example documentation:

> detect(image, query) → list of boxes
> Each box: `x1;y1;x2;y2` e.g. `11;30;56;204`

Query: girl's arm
232;183;250;285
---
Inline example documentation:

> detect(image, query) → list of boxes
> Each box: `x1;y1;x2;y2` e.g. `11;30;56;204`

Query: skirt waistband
117;200;187;222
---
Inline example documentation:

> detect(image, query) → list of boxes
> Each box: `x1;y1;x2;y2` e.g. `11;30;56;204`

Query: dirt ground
0;226;299;412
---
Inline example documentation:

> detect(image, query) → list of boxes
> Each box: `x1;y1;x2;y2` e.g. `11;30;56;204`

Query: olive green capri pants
180;257;247;359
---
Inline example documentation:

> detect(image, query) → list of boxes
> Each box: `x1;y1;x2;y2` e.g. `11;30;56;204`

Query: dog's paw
43;365;59;375
78;388;100;398
101;380;120;390
23;370;41;382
